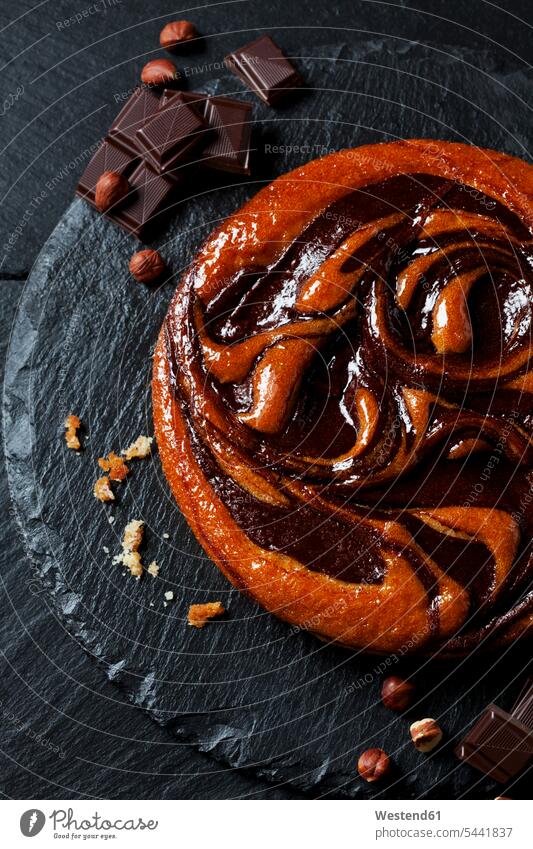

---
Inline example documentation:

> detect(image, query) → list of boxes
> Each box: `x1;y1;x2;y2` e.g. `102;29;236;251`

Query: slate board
4;41;532;799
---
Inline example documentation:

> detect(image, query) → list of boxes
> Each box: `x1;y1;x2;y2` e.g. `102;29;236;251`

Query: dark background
0;0;531;800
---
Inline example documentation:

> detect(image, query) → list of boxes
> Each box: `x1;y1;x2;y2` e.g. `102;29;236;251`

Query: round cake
153;140;533;655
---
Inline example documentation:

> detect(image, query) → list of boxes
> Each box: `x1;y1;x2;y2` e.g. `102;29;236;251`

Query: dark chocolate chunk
160;89;208;112
107;160;178;237
109;87;161;156
159;90;253;175
511;678;533;728
135;92;208;175
225;35;302;106
455;704;533;783
76;139;138;204
202;96;252;175
455;742;511;784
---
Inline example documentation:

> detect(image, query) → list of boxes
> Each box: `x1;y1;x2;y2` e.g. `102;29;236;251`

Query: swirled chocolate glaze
162;148;533;654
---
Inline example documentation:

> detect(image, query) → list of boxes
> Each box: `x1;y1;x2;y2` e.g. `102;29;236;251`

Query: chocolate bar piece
202;96;252;174
160;90;208;111
225;35;302;106
107;160;178;237
77;139;137;203
109;87;161;156
159;90;253;175
136;92;208;175
455;704;533;783
456;742;510;784
511;677;533;728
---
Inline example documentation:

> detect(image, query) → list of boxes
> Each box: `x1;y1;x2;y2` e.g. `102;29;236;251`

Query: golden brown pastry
153;140;533;655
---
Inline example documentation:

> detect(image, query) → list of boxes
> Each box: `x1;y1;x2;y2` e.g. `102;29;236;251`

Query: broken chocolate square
225;35;302;106
455;704;533;783
76;139;138;204
109;87;161;156
159;90;253;175
106;160;179;238
511;677;533;729
135;92;208;175
202;96;253;175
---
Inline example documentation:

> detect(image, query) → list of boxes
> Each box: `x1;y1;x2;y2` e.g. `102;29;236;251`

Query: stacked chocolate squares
456;678;533;783
77;86;253;238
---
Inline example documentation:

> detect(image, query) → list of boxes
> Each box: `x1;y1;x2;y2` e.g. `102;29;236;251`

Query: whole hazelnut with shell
129;249;166;283
141;58;179;87
381;676;416;712
357;748;391;782
95;171;129;212
160;21;197;50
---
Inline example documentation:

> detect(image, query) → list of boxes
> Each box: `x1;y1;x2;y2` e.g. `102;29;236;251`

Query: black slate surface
4;41;532;799
0;279;298;801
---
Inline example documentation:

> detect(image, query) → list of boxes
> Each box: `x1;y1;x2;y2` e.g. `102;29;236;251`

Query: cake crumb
102;545;109;554
113;519;144;578
65;414;81;450
94;475;114;502
123;520;143;551
147;561;159;577
164;590;174;602
98;452;129;481
187;601;225;628
162;533;170;539
123;435;153;460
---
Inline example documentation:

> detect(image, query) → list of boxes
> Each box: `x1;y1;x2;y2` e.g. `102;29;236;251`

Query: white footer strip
3;799;530;848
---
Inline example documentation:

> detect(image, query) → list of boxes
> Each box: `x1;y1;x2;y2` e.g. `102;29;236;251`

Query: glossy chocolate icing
165;169;533;651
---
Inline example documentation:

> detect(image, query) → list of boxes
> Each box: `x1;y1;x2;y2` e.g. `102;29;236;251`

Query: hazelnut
94;171;129;213
381;676;416;711
410;718;443;752
141;58;179;87
129;249;166;283
160;20;197;50
494;796;512;800
357;748;390;782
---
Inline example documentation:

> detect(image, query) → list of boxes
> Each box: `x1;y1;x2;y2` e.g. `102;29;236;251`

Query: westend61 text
375;810;441;820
